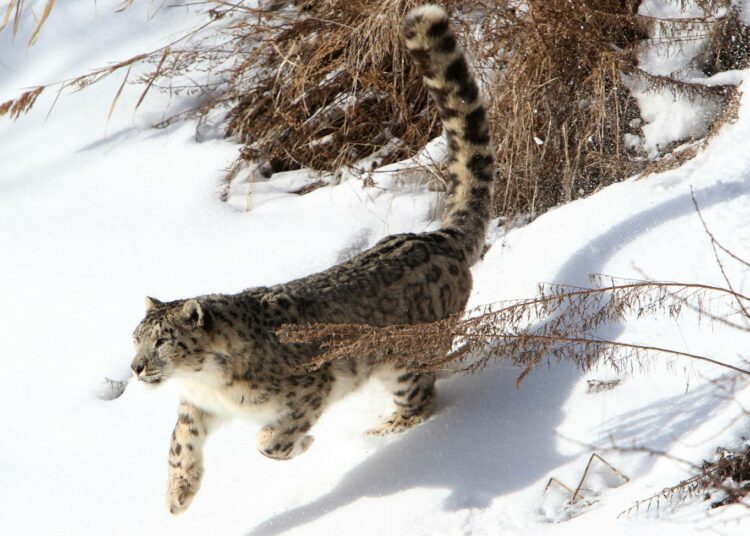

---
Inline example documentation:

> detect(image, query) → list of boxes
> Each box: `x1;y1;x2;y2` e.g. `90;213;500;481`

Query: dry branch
279;279;750;381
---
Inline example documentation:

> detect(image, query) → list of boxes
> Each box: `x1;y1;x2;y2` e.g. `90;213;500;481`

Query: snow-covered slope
2;2;749;535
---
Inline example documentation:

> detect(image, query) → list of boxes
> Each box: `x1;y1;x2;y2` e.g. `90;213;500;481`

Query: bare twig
692;187;750;322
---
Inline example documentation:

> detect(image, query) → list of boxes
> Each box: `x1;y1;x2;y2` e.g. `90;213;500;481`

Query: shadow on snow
247;179;749;535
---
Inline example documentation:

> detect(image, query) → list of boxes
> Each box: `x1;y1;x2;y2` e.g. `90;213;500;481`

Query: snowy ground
2;2;750;535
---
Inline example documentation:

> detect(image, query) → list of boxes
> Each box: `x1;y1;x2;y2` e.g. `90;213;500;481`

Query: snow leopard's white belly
179;378;280;424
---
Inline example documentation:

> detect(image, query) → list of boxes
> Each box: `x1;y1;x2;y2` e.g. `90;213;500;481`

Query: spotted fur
130;5;493;515
403;4;495;264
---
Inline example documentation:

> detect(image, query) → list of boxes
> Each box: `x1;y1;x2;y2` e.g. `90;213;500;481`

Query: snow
2;1;750;535
630;0;731;157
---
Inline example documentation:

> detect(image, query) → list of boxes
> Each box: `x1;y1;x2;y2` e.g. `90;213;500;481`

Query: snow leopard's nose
131;358;146;376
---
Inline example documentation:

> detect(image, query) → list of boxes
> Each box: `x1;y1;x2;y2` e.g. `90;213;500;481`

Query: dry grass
219;0;446;174
618;442;750;516
278;278;750;384
478;0;648;216
207;0;747;217
178;0;653;214
0;85;43;119
2;1;748;219
705;446;750;508
1;0;57;46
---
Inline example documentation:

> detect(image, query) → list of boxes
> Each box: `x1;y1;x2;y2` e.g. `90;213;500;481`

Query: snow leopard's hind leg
368;366;436;435
255;369;336;460
256;410;317;461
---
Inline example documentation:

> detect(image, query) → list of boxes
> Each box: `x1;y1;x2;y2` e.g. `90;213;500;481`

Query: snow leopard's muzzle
131;353;170;384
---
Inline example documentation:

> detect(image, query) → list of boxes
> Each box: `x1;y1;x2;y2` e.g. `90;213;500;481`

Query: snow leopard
130;4;494;515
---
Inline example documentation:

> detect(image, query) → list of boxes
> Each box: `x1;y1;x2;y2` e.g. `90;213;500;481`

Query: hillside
1;1;749;534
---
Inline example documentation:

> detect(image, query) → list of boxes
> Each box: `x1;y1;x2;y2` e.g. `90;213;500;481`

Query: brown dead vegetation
279;191;750;385
2;1;748;219
617;442;750;516
278;278;750;384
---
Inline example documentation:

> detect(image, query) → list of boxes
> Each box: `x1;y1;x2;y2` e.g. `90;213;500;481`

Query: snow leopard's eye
154;338;167;348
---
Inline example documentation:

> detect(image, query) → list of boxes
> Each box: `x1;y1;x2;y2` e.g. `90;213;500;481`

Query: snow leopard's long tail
403;5;494;265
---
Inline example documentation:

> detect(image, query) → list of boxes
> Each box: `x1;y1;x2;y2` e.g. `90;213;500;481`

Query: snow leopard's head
130;297;214;385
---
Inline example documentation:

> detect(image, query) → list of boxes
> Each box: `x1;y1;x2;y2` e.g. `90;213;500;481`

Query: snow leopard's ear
145;296;163;311
181;299;213;331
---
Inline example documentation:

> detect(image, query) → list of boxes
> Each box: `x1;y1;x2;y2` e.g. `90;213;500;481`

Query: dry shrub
184;0;652;214
696;3;750;76
2;1;748;219
477;0;649;216
619;444;750;516
187;0;746;216
705;446;750;508
220;0;447;174
278;278;750;383
481;0;748;215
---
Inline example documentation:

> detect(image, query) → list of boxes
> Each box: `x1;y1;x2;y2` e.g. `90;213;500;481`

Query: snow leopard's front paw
166;470;202;515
